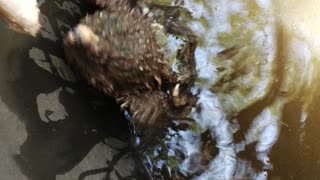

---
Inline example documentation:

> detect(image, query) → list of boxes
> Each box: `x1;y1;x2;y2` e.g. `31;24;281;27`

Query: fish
0;0;41;36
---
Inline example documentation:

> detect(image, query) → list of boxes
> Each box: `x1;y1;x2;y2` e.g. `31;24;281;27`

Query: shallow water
0;0;320;179
146;0;320;179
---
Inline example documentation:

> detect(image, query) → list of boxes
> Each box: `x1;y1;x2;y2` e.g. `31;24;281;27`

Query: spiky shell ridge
64;5;171;97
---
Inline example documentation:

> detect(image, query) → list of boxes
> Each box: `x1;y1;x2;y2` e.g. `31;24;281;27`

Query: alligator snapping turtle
64;0;197;137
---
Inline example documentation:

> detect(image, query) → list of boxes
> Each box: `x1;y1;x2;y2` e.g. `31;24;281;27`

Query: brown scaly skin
64;0;197;135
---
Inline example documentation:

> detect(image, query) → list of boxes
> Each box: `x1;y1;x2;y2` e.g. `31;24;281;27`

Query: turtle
63;0;197;137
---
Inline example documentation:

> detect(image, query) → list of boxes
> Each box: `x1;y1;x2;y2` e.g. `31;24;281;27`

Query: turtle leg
117;91;170;133
140;3;198;119
162;10;198;109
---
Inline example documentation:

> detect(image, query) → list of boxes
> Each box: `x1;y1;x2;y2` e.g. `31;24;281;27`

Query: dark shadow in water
1;39;138;180
0;39;132;180
234;22;287;143
269;100;302;180
233;22;320;180
232;22;287;174
270;95;320;180
78;147;135;180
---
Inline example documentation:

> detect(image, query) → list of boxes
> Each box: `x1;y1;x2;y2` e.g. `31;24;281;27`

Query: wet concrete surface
0;1;138;179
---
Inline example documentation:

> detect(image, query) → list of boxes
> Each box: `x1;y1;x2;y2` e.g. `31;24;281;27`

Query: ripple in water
139;0;320;179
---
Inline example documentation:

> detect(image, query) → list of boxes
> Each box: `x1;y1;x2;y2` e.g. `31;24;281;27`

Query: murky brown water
142;0;320;179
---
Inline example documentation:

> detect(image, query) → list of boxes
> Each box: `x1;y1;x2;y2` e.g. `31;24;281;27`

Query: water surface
148;0;320;179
